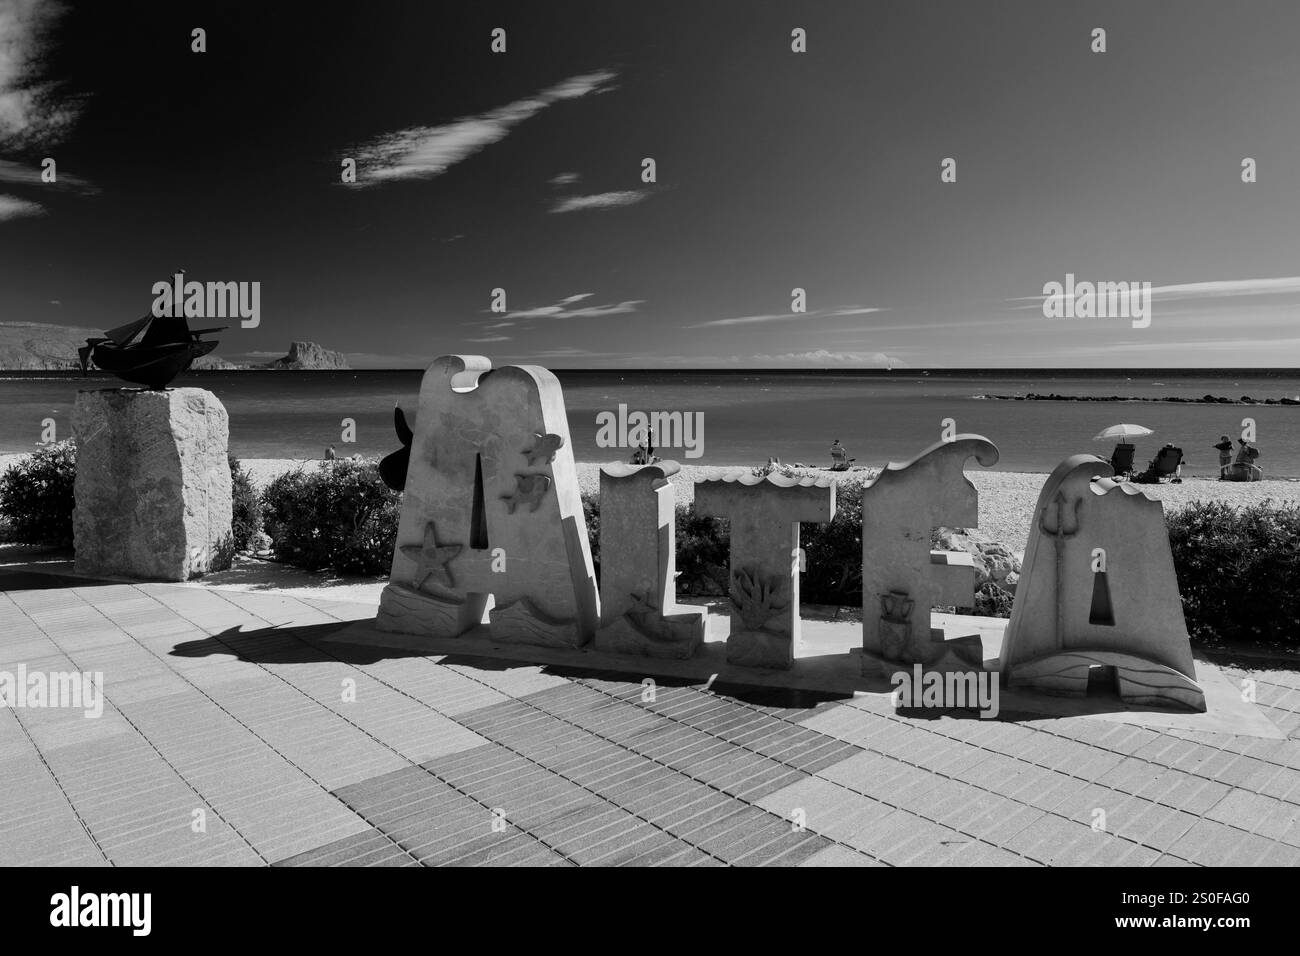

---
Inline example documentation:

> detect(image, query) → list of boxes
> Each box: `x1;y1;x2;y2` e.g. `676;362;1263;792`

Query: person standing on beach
1214;434;1233;479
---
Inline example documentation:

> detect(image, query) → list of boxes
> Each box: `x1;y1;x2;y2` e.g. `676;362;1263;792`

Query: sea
2;368;1298;479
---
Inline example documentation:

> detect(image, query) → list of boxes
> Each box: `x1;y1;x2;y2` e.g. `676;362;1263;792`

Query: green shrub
229;455;262;552
0;445;266;556
582;493;601;580
801;481;864;605
261;459;400;575
1167;499;1300;646
581;479;1018;614
580;493;730;595
675;504;731;595
0;440;77;547
972;581;1015;618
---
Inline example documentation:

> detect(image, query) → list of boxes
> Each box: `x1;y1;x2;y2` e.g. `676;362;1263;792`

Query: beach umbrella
1093;424;1153;441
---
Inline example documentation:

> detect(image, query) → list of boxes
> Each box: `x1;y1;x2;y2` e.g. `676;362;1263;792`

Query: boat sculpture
79;314;226;389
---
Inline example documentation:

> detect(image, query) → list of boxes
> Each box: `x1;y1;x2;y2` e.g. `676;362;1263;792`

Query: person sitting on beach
1214;434;1233;479
324;445;337;460
1234;437;1260;465
629;439;659;466
1158;443;1184;480
830;439;853;471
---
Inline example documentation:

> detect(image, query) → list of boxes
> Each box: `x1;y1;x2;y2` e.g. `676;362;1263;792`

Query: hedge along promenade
3;446;1299;649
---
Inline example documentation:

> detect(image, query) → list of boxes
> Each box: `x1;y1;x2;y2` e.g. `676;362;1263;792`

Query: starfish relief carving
399;521;463;591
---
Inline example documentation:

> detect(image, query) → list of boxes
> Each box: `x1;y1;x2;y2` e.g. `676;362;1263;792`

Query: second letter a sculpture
999;454;1205;712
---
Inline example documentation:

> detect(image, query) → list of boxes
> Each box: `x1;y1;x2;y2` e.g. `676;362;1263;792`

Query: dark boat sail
79;314;226;389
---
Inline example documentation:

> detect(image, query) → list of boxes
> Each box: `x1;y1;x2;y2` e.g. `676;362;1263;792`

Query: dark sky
3;0;1300;368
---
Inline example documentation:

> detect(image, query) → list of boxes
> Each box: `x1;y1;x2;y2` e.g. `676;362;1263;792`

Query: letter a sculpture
999;454;1205;712
375;355;599;647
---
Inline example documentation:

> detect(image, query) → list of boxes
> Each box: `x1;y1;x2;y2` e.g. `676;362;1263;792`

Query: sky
2;0;1300;369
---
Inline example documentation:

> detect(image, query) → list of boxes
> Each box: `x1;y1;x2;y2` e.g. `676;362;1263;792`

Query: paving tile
7;575;1300;867
797;844;881;867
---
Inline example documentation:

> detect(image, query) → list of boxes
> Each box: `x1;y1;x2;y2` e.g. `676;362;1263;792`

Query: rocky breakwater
983;392;1300;405
934;527;1021;616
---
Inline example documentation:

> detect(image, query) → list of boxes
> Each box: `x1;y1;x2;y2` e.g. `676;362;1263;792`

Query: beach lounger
1108;442;1136;477
1134;445;1183;484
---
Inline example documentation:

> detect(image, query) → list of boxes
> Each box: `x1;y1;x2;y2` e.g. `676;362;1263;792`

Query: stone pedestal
73;388;233;581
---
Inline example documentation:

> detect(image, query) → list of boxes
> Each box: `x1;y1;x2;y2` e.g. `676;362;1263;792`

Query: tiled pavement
3;571;1300;866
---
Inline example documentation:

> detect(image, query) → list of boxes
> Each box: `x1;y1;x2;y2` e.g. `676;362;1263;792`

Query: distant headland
0;322;348;371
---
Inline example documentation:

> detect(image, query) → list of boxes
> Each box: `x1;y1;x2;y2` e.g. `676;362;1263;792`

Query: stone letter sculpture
695;473;835;669
999;454;1205;711
594;462;707;659
375;355;599;648
860;435;999;673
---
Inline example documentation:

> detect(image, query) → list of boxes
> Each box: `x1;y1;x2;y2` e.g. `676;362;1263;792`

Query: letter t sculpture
695;473;835;669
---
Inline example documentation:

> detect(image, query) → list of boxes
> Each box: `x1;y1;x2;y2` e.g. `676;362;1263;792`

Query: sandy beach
5;452;1298;556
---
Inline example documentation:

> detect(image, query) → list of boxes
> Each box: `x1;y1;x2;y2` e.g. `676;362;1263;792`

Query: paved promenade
2;568;1298;866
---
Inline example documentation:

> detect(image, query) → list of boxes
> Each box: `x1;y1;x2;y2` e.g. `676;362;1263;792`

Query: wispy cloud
1146;276;1300;300
500;295;642;320
0;157;95;191
689;306;884;329
466;334;511;343
826;306;884;316
1072;336;1300;355
1012;275;1300;311
0;193;41;220
755;349;904;367
531;346;608;360
549;171;580;186
559;300;642;317
0;0;80;148
711;349;905;367
348;70;617;186
550;190;648;214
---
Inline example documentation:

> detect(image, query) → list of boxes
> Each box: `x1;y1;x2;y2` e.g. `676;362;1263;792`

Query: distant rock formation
0;323;351;373
0;321;97;370
261;341;350;370
191;354;240;371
